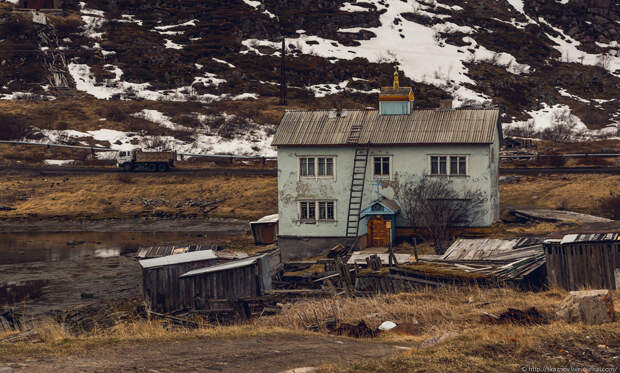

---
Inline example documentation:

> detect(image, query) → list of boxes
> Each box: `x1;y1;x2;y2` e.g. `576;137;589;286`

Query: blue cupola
379;64;415;115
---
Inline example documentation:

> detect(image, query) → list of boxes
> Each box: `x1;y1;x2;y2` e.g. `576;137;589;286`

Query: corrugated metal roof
559;232;620;244
251;214;279;224
180;256;260;278
378;196;400;213
441;238;543;261
136;244;221;259
272;109;500;146
139;250;217;269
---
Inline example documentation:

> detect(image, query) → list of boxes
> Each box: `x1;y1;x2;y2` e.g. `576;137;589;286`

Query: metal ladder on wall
344;123;369;240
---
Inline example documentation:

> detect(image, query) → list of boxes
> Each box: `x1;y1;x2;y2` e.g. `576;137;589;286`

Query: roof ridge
284;107;499;113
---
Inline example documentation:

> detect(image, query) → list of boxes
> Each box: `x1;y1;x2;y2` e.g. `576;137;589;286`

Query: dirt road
2;334;405;373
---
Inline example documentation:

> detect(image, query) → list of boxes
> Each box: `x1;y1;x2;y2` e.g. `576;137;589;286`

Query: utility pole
278;15;287;106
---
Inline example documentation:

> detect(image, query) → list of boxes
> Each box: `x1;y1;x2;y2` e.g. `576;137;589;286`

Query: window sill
297;220;337;224
426;174;469;178
373;175;391;180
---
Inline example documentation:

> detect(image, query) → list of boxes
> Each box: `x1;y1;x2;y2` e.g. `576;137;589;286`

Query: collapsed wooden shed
544;233;620;291
140;250;218;313
178;253;274;310
250;214;278;245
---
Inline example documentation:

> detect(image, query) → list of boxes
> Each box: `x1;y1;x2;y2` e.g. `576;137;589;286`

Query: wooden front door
368;216;390;247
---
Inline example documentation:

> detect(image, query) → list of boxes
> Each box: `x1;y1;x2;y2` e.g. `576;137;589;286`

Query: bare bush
105;106;130;122
599;192;620;220
402;177;487;254
0;113;33;140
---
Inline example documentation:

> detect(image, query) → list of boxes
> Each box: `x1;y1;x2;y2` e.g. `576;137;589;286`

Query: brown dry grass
256;286;578;334
500;174;620;215
1;287;618;371
1;170;617;227
0;172;276;220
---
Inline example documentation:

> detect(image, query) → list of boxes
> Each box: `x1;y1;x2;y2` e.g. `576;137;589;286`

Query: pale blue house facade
272;76;502;261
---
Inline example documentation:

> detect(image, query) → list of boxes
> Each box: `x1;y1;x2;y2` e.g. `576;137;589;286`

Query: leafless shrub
104;106;130;122
116;173;134;184
503;121;537;138
402;177;487;254
0;113;33;140
599;192;620;220
596;54;611;70
142;137;171;151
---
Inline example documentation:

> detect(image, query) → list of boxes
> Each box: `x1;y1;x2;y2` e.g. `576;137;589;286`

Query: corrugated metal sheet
441;238;543;261
139;250;218;269
180;256;261;278
560;232;620;244
251;214;279;224
272;109;500;146
137;244;221;259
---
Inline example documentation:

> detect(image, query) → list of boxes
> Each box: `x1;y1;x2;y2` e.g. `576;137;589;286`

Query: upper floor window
300;157;315;177
317;157;334;177
373;156;390;178
450;156;467;175
430;155;467;176
299;156;335;178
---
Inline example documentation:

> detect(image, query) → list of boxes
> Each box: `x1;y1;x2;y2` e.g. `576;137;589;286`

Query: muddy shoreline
0;217;250;233
0;218;254;320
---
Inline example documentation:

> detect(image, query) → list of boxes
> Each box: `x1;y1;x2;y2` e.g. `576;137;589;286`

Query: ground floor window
299;200;335;223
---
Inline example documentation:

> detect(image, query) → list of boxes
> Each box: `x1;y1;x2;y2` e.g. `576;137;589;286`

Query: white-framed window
298;156;335;178
373;156;391;178
298;200;336;223
317;157;334;177
318;201;335;220
430;155;468;176
299;157;315;177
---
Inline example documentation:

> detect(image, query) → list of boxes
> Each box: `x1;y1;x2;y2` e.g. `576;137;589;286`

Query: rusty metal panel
272;109;499;146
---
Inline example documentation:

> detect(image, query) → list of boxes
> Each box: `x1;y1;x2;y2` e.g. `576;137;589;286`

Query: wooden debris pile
481;307;548;325
418;238;547;285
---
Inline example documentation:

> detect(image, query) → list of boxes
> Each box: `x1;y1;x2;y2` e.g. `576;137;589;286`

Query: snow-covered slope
0;0;618;151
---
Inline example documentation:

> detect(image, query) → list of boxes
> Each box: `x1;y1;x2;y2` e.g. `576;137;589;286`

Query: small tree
402;177;487;255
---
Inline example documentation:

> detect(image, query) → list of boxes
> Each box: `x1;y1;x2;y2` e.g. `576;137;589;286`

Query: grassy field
0;171;277;220
1;287;618;372
500;174;620;217
0;170;617;223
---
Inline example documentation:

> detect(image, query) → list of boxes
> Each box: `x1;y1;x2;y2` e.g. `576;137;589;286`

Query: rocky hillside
0;0;619;155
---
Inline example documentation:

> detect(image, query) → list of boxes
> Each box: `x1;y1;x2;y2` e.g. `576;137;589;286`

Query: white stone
378;321;397;331
556;289;615;325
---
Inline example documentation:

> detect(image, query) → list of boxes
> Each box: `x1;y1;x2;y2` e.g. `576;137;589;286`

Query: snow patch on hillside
164;39;184;49
79;2;106;40
68;63;238;103
132;110;180;130
504;103;619;139
36;114;276;157
340;2;370;12
242;0;532;105
309;80;380;97
242;0;276;19
539;18;620;76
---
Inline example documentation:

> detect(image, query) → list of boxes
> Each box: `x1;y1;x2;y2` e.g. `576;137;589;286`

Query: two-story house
272;71;502;261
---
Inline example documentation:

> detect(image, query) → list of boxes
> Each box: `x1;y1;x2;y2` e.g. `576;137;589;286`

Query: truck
116;149;176;172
